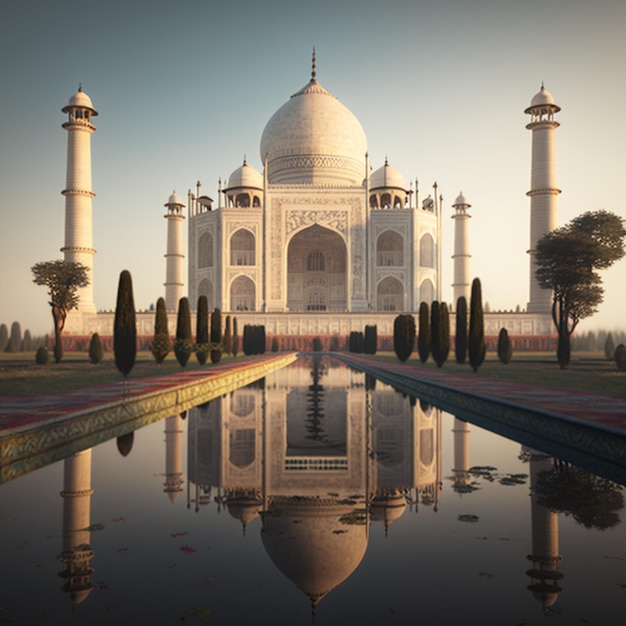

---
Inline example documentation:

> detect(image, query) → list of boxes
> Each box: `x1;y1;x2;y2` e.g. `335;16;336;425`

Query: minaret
451;417;471;493
61;86;98;313
58;449;95;605
163;414;184;502
525;85;560;314
525;448;563;612
163;191;185;311
451;192;471;305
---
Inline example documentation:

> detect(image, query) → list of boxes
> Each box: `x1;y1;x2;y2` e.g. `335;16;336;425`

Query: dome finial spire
311;47;317;80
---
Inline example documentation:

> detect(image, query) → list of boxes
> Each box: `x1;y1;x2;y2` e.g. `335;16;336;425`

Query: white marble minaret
163;191;185;311
525;85;560;314
61;86;98;313
451;192;471;305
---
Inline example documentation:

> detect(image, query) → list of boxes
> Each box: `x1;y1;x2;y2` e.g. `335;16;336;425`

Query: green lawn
0;351;252;396
0;349;624;398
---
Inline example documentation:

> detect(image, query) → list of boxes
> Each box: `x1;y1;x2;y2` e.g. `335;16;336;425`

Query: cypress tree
272;336;280;352
10;322;21;352
22;329;32;351
468;277;486;373
195;295;209;364
223;315;232;355
174;297;193;367
393;314;415;362
89;332;103;364
210;308;222;363
615;344;626;371
364;324;377;354
455;296;468;364
430;301;450;367
604;332;615;360
431;301;440;365
232;317;239;357
113;270;137;378
417;302;430;363
0;324;7;351
497;327;513;364
150;297;171;364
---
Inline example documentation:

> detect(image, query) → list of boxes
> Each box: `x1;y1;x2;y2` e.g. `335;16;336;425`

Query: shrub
272;336;280;352
455;296;468;364
497;328;513;364
150;297;171;364
615;344;626;372
89;332;104;364
35;346;49;365
174;297;193;367
393;314;415;362
312;336;322;352
113;270;137;378
417;302;430;363
349;331;364;353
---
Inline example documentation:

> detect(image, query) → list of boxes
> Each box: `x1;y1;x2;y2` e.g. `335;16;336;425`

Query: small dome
225;160;263;191
63;86;98;115
165;190;184;206
526;85;560;112
370;159;406;191
453;191;470;207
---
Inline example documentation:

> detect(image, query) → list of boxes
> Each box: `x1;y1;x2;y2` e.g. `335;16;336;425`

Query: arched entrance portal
287;225;347;311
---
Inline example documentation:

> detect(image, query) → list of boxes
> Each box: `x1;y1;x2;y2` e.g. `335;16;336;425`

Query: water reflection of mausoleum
187;356;442;606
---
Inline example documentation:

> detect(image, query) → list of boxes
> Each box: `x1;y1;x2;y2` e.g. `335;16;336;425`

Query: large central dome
260;60;367;186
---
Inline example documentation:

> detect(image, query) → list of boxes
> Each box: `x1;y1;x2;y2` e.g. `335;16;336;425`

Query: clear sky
1;0;625;337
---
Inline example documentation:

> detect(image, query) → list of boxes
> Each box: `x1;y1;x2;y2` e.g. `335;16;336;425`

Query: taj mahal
60;53;559;342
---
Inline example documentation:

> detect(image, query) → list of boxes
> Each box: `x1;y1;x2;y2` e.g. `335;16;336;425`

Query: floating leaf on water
180;606;214;622
458;514;479;523
83;523;105;532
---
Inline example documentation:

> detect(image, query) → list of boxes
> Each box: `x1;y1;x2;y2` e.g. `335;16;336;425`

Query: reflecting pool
1;356;625;625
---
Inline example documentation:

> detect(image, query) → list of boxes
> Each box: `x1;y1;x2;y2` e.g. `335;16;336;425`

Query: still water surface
1;356;625;625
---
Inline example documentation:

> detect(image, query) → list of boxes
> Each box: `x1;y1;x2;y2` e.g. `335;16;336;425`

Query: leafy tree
393;314;415;362
113;270;137;377
89;332;103;364
210;308;222;363
455;296;468;364
150;297;171;364
468;277;486;373
497;328;513;364
195;295;209;364
32;260;89;363
174;297;193;367
536;464;624;530
535;210;626;369
417;302;430;363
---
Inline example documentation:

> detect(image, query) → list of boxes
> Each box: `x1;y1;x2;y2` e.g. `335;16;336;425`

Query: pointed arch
377;276;403;312
230;229;255;266
230;275;256;311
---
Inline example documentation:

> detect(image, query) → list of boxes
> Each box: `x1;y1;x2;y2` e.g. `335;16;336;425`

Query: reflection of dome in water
226;494;262;530
261;497;368;604
371;491;407;533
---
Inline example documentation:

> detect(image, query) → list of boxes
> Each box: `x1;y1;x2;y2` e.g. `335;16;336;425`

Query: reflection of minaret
525;85;560;314
58;449;95;604
163;191;185;311
451;417;471;492
164;415;184;502
451;192;471;305
525;448;563;613
61;86;98;313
